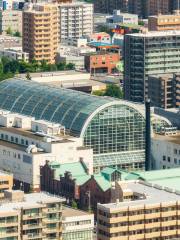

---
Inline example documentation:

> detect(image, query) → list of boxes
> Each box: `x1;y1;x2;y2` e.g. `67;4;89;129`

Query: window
167;157;170;162
23;155;32;164
174;158;177;164
174;149;177;154
11;136;14;142
21;139;24;145
163;155;166;161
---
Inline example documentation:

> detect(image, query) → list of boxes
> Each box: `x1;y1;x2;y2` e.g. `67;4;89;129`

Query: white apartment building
0;190;64;240
0;110;93;192
152;132;180;170
62;206;94;240
106;10;138;25
0;47;29;62
0;9;22;34
58;3;93;42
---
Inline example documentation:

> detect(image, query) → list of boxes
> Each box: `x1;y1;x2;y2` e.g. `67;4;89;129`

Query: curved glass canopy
0;78;113;136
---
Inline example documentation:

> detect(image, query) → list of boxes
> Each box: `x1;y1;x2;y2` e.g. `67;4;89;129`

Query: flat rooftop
0;191;65;213
127;30;180;37
153;132;180;145
98;181;180;210
62;206;93;218
0;170;12;177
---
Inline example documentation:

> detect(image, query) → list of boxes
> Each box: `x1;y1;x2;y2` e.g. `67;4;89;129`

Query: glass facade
0;79;146;170
84;104;145;154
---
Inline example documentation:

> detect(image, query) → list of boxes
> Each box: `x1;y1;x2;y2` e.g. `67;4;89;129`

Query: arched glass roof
0;78;114;135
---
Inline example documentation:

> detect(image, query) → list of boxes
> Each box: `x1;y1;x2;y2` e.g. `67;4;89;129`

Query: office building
124;31;180;102
62;206;94;240
0;190;64;240
0;109;93;192
106;10;138;25
0;35;22;50
148;73;180;109
23;3;59;63
0;47;29;62
0;170;13;198
97;180;180;240
152;131;180;170
0;9;22;34
0;78;146;172
58;3;93;42
149;14;180;31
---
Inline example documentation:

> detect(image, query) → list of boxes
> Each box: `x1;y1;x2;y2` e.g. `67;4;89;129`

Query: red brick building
84;51;120;75
40;161;122;212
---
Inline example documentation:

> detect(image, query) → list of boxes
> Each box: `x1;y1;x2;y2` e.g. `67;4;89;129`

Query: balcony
23;233;42;240
23;214;43;220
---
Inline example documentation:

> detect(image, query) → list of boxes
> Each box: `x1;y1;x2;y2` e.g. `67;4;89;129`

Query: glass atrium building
0;79;146;172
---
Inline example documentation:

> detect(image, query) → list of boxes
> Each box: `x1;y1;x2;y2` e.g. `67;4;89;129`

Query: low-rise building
97;180;180;240
62;206;94;240
17;70;106;93
88;32;111;44
84;51;120;75
106;10;138;25
0;110;93;192
0;170;13;198
0;35;22;50
148;14;180;31
152;132;180;170
56;45;96;70
0;190;64;240
0;47;29;62
0;9;22;34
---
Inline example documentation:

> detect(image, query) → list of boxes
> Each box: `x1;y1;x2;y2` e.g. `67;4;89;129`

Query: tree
6;27;12;35
13;31;21;37
104;84;123;99
66;63;75;70
71;200;78;209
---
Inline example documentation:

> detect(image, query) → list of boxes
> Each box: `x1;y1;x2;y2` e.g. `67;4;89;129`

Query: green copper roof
50;162;87;180
94;174;111;192
75;175;91;185
125;168;180;191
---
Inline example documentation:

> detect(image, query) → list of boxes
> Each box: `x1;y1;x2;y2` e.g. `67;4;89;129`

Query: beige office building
0;190;64;239
23;3;59;64
97;181;180;240
149;14;180;31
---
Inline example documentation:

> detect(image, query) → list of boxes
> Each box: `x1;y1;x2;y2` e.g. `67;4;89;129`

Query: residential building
148;14;180;31
0;35;22;50
97;180;180;240
106;10;138;25
0;190;64;240
148;73;180;109
0;9;22;34
0;110;93;192
58;3;93;42
88;32;111;44
93;0;128;14
0;170;13;198
56;44;96;70
0;78;146;173
124;31;180;102
152;132;180;170
0;47;29;62
84;51;120;75
62;206;94;240
0;0;13;10
23;3;59;64
128;0;170;18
